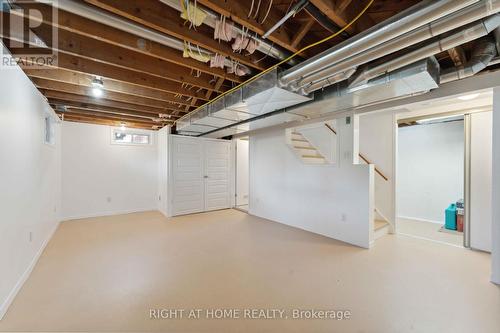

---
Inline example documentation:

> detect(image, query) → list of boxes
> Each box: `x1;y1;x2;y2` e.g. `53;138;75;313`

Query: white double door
170;136;231;216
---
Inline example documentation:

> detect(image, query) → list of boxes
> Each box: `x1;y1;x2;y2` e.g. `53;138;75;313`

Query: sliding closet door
171;136;205;216
204;140;231;211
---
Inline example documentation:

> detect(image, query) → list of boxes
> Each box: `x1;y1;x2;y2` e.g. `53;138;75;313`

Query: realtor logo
0;0;58;69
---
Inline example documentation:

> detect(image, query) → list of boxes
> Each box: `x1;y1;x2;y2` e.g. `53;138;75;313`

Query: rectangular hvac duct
291;57;440;118
176;68;312;135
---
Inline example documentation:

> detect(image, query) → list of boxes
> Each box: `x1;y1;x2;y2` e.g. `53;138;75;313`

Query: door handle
204;175;209;179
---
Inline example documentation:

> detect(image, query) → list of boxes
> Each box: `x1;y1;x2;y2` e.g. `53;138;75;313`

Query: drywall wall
470;111;493;252
157;126;170;217
249;122;373;248
397;120;464;223
492;87;500;284
0;44;61;319
235;139;249;207
359;112;395;226
61;122;158;219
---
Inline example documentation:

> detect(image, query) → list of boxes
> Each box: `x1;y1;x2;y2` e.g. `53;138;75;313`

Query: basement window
111;129;152;146
44;116;55;145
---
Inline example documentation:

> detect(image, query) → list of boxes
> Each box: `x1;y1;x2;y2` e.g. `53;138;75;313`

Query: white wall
249;124;373;248
470;112;493;252
235;139;249;206
397;121;464;223
157;127;170;217
61;122;158;219
0;44;61;319
359;112;395;225
492;87;500;284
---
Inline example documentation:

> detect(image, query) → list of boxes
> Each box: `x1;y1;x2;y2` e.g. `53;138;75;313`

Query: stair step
302;154;323;159
302;157;327;164
293;146;316;150
374;220;389;231
291;138;308;143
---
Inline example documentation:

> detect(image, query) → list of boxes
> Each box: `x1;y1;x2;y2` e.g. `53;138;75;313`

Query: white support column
492;87;500;285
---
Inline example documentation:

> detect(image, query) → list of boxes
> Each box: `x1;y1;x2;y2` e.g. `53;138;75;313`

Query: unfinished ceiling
0;0;424;130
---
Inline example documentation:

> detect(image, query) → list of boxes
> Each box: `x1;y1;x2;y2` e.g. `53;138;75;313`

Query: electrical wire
175;0;375;124
260;0;273;24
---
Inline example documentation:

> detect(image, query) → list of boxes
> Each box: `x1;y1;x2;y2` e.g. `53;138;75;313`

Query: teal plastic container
445;203;457;230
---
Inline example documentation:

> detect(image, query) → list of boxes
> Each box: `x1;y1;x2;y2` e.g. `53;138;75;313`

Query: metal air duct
441;35;498;83
279;0;479;86
298;0;500;92
349;14;500;89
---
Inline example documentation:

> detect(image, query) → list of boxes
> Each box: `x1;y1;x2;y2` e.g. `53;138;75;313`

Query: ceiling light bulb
458;93;479;101
92;87;103;97
120;123;126;131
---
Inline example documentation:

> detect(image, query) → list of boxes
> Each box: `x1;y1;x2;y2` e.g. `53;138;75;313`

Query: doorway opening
396;115;465;247
234;137;249;212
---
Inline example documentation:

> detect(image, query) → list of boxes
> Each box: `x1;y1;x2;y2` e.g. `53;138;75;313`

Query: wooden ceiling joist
60;114;158;130
27;52;209;100
291;18;315;49
41;90;176;115
49;101;173;120
24;23;222;93
50;98;186;119
196;0;296;53
60;108;166;125
28;3;243;84
24;68;202;106
31;77;193;111
83;0;271;71
309;0;375;34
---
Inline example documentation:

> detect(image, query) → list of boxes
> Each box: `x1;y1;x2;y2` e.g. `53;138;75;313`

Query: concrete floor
397;217;463;246
1;210;499;332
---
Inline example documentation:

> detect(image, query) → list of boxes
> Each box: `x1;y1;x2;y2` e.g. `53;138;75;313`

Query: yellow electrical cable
176;0;375;124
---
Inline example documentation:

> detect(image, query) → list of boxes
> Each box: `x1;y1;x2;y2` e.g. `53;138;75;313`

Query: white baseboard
62;208;157;221
397;215;443;225
0;219;60;320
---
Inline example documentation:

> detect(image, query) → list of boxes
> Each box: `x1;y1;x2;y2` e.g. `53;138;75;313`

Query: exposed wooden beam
24;68;202;106
57;105;161;120
24;3;243;84
336;0;354;13
84;0;270;71
62;107;165;124
196;0;296;52
17;51;209;100
60;114;159;130
61;108;168;125
41;90;174;115
205;77;225;100
32;77;192;111
309;0;375;34
448;47;467;67
291;18;315;49
24;22;223;93
50;99;186;119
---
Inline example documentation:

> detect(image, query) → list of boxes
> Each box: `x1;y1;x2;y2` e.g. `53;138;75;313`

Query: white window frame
110;128;154;146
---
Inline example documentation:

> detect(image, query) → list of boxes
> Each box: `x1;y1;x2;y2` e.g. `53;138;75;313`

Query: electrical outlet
107;196;112;203
341;214;347;222
159;195;161;201
29;231;33;243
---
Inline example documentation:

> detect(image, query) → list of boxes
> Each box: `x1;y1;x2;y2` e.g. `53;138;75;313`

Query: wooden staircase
287;131;327;165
